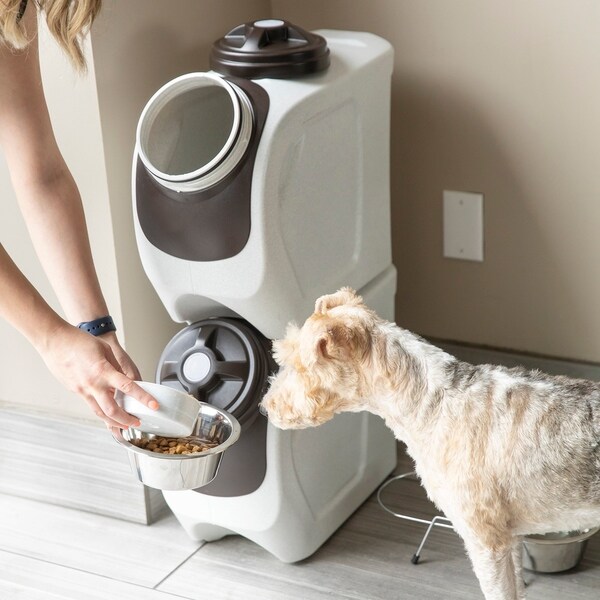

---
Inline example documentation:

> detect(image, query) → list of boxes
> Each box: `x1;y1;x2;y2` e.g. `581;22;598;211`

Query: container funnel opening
137;74;253;192
146;85;234;176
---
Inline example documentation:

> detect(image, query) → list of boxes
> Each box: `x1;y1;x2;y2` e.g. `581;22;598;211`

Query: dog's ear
314;287;364;315
298;318;346;367
272;323;301;366
314;324;348;361
307;318;371;366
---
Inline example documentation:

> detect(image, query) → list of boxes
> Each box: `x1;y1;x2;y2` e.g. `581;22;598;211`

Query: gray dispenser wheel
156;318;275;496
157;318;274;426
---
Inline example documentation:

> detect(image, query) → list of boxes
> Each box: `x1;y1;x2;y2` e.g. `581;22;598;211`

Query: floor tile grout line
0;547;193;599
162;552;371;600
153;545;205;591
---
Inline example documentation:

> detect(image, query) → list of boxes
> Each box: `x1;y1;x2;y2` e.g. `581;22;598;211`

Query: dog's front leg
462;535;522;600
511;537;526;599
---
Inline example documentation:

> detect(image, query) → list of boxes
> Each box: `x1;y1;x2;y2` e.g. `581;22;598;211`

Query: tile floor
1;446;600;599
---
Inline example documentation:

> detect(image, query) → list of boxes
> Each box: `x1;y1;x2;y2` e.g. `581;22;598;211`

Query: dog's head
261;287;378;429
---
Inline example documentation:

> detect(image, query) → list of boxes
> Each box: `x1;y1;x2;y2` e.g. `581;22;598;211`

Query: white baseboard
0;404;167;524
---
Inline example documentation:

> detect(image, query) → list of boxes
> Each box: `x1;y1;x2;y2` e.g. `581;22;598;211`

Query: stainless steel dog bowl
522;527;600;573
111;402;241;491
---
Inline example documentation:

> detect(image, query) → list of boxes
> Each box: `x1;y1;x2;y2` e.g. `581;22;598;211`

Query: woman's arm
0;7;109;326
0;8;158;426
0;243;151;428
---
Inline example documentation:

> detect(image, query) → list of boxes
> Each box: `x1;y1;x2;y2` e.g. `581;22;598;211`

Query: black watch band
77;316;117;336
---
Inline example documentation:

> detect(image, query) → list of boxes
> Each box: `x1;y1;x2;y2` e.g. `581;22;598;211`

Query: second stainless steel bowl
522;527;600;573
112;402;241;491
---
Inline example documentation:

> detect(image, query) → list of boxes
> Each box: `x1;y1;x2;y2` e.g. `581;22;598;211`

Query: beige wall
3;0;600;419
273;0;600;363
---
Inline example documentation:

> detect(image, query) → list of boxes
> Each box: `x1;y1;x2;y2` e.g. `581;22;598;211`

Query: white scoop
115;381;199;437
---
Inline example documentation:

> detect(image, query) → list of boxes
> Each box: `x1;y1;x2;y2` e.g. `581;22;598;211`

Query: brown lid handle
210;19;330;79
241;20;297;51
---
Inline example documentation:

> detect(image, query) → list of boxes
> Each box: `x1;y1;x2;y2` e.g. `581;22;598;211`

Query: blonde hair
0;0;102;70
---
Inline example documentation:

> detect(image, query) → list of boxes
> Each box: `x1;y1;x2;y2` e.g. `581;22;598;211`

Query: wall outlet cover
443;190;484;261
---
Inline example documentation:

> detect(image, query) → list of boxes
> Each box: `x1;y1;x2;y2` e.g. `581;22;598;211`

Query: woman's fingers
112;347;141;381
96;388;141;428
83;393;132;429
108;371;160;411
91;345;157;423
100;333;142;381
118;357;141;381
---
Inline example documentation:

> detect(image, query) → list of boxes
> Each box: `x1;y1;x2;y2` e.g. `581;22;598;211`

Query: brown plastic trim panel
135;77;269;262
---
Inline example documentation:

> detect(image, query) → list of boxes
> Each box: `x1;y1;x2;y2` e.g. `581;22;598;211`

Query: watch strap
77;316;117;336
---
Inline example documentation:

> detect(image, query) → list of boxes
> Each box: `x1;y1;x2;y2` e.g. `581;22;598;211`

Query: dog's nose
258;403;268;417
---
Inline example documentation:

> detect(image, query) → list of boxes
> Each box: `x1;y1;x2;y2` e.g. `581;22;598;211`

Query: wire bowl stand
377;471;455;564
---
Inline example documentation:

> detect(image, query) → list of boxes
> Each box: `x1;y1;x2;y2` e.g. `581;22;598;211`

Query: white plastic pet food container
130;18;398;564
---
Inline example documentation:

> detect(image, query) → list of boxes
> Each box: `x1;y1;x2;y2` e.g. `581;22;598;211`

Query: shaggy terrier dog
261;287;600;600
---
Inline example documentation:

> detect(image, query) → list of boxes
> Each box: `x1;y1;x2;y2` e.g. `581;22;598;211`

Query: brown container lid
210;19;330;79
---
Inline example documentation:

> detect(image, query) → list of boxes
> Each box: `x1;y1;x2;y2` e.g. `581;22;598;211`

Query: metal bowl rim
523;526;600;545
110;404;241;460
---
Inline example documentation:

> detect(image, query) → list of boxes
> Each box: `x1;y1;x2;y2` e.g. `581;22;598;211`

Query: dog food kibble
130;436;218;455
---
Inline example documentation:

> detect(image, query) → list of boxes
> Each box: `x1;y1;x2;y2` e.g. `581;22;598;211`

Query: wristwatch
77;316;117;336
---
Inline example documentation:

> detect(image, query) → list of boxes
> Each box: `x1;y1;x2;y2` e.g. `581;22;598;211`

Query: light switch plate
443;190;484;261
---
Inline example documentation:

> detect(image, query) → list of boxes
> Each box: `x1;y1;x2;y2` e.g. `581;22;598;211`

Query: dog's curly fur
261;288;600;600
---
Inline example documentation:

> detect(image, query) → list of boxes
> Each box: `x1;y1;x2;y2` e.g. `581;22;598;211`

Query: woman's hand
38;323;159;428
101;330;142;381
